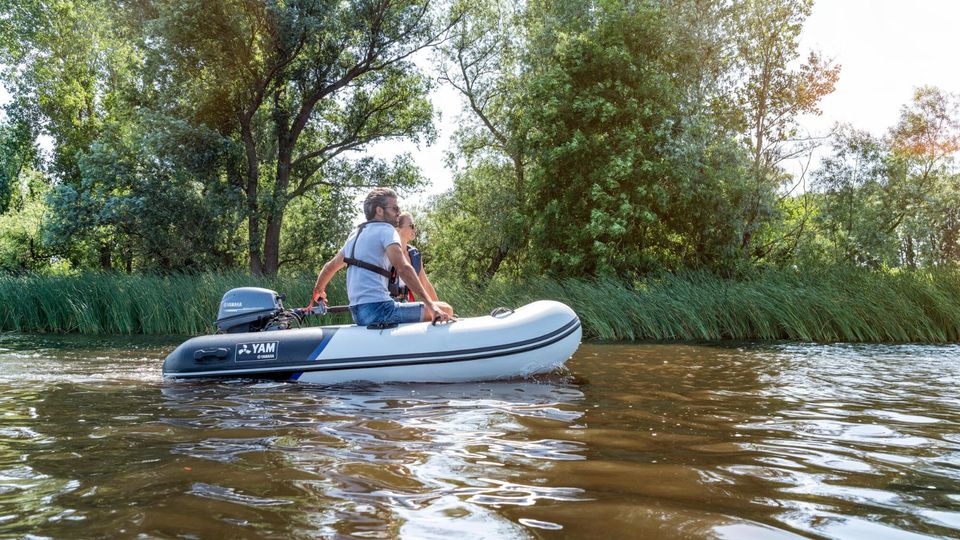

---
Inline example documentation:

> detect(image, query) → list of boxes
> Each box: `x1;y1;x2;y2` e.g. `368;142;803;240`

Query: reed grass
0;272;350;335
1;267;958;342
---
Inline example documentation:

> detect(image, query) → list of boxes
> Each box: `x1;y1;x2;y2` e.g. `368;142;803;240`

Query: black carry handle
194;347;229;361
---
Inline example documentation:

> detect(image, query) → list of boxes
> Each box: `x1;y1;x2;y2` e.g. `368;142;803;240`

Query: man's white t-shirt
340;221;401;306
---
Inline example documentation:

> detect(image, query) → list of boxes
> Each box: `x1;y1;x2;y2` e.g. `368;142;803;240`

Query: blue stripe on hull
307;329;336;361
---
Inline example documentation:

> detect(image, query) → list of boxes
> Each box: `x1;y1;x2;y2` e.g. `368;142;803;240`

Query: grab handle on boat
194;347;229;361
367;321;399;330
489;307;514;318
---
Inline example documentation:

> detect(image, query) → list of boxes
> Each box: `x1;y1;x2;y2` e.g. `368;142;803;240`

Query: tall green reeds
436;267;960;343
0;272;349;335
1;268;959;342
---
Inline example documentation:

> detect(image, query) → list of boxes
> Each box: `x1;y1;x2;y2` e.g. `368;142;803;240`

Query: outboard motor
215;287;290;334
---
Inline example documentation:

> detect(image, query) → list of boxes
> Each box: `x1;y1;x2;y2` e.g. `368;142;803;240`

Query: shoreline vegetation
2;268;958;343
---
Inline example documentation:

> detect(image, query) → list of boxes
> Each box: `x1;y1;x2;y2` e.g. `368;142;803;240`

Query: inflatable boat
162;288;581;384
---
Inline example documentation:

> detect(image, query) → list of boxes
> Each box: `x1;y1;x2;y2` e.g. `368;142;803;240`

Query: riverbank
2;268;959;342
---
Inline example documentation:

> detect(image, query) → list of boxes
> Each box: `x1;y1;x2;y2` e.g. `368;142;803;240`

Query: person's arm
418;265;439;302
311;252;346;306
386;244;451;322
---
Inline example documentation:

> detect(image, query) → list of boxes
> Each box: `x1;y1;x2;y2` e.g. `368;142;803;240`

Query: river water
0;334;958;539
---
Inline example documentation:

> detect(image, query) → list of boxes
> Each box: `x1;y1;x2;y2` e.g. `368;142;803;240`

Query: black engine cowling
215;287;286;334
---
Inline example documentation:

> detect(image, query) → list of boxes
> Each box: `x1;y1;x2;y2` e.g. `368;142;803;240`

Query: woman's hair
362;187;398;220
397;211;414;228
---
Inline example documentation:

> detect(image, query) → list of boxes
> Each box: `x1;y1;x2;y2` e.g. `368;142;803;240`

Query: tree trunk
262;89;293;277
263;211;284;276
484;247;509;281
742;38;773;257
904;235;916;268
241;118;263;275
263;151;291;276
99;242;112;271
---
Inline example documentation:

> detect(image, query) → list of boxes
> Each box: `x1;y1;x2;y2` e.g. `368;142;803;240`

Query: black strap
366;321;399;330
343;221;394;279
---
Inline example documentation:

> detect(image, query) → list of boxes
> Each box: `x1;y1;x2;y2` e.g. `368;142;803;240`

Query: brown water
0;334;958;539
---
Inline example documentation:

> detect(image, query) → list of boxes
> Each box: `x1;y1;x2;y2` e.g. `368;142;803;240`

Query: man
311;187;454;326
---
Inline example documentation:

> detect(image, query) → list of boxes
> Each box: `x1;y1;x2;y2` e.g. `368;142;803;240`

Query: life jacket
342;222;398;294
342;223;421;301
390;246;422;302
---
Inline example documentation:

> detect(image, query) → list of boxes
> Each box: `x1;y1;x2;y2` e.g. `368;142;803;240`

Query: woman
394;212;440;303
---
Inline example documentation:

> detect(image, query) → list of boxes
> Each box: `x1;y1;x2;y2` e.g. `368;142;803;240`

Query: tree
435;0;530;279
731;0;839;259
656;0;756;271
0;114;37;214
2;0;450;274
887;86;960;266
433;0;799;278
1;0;143;269
0;167;49;273
813;125;898;265
44;113;244;272
522;0;683;276
138;0;451;275
813;88;960;267
421;159;528;281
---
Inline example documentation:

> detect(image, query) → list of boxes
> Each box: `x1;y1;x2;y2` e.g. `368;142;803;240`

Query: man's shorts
349;300;424;326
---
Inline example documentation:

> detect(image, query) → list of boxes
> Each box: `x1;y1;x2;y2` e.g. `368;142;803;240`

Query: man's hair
363;187;398;220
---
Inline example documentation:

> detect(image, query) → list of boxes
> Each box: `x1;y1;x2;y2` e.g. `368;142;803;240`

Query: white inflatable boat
162;288;581;384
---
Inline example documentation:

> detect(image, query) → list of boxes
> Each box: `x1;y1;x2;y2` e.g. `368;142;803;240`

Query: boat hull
162;300;581;384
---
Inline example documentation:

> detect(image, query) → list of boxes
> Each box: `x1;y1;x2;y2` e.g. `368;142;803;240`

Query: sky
796;0;960;137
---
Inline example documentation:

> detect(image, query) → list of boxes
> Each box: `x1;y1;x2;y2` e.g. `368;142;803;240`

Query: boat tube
162;287;582;384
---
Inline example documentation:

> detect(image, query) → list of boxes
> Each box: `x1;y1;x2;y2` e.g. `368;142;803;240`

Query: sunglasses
381;205;400;213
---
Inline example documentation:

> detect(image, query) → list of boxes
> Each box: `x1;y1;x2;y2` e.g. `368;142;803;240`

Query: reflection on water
0;333;959;538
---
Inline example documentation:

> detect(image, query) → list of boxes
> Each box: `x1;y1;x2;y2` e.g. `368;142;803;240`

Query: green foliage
429;0;530;280
728;0;839;260
432;0;837;279
439;268;960;343
5;269;959;343
0;115;37;213
420;161;528;282
812;88;960;267
43;113;243;271
523;0;676;276
279;181;358;273
887;87;960;266
0;272;349;334
136;0;443;274
813;126;900;265
1;0;957;289
0;168;50;273
0;0;138;186
1;0;442;275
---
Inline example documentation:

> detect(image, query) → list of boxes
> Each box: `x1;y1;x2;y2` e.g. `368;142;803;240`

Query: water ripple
189;482;293;507
0;335;959;538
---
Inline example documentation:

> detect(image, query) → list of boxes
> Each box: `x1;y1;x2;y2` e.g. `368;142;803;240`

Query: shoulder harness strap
343;222;394;279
